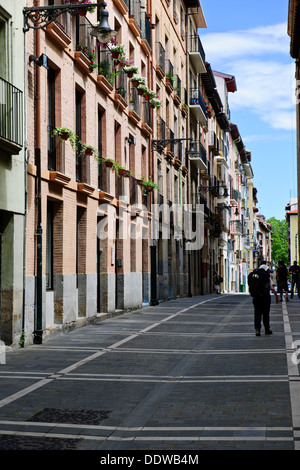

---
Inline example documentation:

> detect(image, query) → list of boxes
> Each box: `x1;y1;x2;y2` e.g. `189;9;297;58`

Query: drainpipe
34;0;43;344
149;1;158;306
296;59;300;267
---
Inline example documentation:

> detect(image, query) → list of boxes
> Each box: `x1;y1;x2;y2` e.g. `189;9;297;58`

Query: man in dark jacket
289;261;300;299
252;262;278;336
276;261;289;302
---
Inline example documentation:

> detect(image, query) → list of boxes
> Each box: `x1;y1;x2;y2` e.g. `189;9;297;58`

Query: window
76;89;82;182
98;109;103;190
46;201;54;290
47;67;56;171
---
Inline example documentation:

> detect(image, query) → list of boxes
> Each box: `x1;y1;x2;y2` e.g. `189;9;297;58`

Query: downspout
21;13;29;347
149;0;158;305
296;59;300;267
185;7;192;297
34;0;43;344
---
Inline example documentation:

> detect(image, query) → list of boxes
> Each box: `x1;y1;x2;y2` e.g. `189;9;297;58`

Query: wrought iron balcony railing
189;34;205;63
0;77;23;150
156;42;166;73
140;12;151;46
48;125;65;173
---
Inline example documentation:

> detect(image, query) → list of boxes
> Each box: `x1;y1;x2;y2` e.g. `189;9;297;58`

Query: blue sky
199;0;296;221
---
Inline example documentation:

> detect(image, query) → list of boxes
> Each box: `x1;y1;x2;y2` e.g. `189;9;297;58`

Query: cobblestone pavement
0;293;300;454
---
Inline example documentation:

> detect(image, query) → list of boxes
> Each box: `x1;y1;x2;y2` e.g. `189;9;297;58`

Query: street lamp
23;2;116;40
90;3;117;43
151;137;195;153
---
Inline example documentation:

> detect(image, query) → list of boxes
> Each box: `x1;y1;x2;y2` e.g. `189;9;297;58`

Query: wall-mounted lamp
29;53;48;69
126;137;136;146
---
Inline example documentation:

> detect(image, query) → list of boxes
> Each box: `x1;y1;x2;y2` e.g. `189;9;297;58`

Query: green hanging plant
52;127;77;150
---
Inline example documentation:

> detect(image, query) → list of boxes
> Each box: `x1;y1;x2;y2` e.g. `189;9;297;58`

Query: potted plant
104;158;119;173
144;88;156;101
131;75;146;88
143;179;159;195
123;65;139;78
109;43;126;59
137;83;149;96
52;127;77;150
80;142;99;158
166;73;174;84
149;96;162;109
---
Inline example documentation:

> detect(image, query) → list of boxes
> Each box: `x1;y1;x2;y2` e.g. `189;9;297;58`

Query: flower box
74;51;91;74
49;171;71;186
114;93;128;111
46;22;71;49
97;74;114;95
129;16;142;38
77;182;95;195
129;109;141;125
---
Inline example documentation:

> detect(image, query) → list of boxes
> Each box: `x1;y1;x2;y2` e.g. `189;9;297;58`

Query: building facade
0;0;272;347
0;1;26;345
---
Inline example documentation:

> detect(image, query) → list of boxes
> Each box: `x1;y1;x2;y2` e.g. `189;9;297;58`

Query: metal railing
189;140;207;166
129;0;141;27
189;34;205;63
140;12;151;46
189;88;207;115
75;15;95;58
230;220;243;234
47;125;65;172
158;117;166;140
129;86;140;115
165;59;174;82
208;131;219;154
97;48;115;85
156;42;165;72
142;100;152;129
174;74;181;99
0;77;23;148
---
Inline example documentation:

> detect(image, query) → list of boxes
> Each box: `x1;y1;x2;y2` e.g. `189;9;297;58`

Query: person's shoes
256;330;261;336
280;299;283;302
286;298;289;302
265;330;273;335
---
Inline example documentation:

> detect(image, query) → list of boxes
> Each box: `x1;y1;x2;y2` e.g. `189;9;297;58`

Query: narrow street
0;293;299;454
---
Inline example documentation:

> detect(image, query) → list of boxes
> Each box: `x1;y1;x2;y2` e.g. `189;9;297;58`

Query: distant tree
267;217;289;267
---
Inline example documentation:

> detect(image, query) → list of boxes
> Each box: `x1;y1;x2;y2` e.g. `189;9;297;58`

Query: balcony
165;60;174;93
230;220;243;235
189;35;206;73
188;140;207;170
230;188;241;206
156;42;166;79
129;86;141;125
208;131;219;156
173;74;181;106
140;12;151;55
0;77;23;154
141;101;152;136
48;125;65;174
128;0;142;37
189;88;207;124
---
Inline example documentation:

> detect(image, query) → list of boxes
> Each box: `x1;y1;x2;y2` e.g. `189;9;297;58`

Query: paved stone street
0;293;300;454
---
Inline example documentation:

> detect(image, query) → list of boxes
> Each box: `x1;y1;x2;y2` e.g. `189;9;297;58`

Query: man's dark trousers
253;294;271;331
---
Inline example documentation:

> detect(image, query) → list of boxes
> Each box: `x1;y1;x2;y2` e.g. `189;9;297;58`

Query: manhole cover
0;435;82;450
26;408;111;425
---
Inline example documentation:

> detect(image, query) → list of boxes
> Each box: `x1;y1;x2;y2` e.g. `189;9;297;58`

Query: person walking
289;261;300;299
248;262;279;336
214;272;222;294
276;261;289;302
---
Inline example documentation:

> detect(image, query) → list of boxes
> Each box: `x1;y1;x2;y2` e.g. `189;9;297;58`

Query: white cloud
201;22;296;131
201;23;289;60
